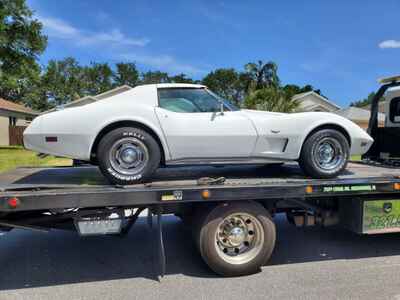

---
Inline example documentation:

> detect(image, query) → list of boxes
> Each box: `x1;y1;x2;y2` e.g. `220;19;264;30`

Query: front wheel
299;129;349;178
97;127;161;185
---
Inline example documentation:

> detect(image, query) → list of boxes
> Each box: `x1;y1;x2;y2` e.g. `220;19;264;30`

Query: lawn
0;146;71;173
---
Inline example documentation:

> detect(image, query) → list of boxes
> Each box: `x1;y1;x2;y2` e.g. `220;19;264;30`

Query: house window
9;117;16;126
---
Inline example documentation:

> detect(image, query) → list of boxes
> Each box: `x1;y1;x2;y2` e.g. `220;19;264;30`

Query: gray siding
0;109;36;146
0;114;8;145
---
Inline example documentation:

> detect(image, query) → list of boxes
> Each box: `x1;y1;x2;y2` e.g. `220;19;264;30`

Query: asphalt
0;214;400;300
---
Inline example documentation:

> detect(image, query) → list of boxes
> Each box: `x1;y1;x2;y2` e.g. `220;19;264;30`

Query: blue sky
28;0;400;107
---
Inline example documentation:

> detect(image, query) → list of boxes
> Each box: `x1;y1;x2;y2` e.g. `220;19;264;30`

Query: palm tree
244;88;299;113
244;60;280;91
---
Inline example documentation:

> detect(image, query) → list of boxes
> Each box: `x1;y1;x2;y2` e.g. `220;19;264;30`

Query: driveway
1;214;400;300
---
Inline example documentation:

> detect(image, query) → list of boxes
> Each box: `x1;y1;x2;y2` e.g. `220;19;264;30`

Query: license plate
76;217;122;236
363;200;400;234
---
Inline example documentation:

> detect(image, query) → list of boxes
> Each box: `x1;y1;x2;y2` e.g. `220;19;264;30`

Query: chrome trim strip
165;157;288;165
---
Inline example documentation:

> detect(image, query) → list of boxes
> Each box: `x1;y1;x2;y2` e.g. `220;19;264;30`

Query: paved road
1;214;400;300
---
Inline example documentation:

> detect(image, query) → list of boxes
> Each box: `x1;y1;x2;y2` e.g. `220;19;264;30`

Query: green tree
40;57;85;107
141;71;169;84
282;84;311;97
350;92;382;108
0;0;47;104
0;61;41;103
113;62;139;87
83;62;114;95
202;68;245;106
23;85;49;111
236;72;253;96
169;73;194;83
244;88;300;113
244;60;280;91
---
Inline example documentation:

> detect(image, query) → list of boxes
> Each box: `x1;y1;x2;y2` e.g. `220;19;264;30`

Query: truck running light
8;197;19;208
305;186;313;194
394;183;400;190
201;190;211;199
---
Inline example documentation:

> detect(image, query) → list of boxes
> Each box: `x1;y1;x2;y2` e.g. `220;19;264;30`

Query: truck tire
299;129;349;179
195;201;276;276
97;127;161;185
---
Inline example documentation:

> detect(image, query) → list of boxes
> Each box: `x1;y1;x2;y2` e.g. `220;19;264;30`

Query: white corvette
24;83;373;184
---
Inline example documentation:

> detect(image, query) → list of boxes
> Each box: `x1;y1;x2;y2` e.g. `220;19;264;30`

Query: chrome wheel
215;213;264;265
313;137;345;171
109;137;149;175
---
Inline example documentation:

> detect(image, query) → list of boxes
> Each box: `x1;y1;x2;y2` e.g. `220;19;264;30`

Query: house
0;98;39;146
43;85;132;113
362;101;386;113
292;91;341;112
334;106;385;130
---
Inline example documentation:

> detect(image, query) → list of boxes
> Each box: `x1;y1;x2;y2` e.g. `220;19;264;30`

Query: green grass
0;146;71;173
351;155;361;161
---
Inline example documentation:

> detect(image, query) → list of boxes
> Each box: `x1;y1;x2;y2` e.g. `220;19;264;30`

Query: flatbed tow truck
2;76;400;278
1;162;400;277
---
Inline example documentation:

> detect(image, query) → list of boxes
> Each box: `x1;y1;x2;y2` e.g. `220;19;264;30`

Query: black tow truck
1;76;400;277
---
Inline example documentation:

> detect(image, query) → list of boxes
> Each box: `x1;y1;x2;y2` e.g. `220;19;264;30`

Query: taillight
7;197;20;209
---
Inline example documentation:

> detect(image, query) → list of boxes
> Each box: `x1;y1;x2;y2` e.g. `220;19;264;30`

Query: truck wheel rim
109;137;149;176
215;213;264;265
313;137;344;171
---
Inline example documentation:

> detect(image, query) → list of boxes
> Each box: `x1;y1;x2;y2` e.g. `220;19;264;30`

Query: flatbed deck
1;162;400;212
2;162;400;277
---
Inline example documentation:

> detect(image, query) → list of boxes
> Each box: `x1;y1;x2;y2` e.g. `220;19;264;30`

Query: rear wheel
97;127;161;185
194;201;276;276
299;129;349;179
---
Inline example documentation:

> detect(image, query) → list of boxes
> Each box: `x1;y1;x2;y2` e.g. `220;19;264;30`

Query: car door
154;88;257;160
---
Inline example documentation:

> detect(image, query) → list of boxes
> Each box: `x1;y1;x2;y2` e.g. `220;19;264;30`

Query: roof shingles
0;98;38;115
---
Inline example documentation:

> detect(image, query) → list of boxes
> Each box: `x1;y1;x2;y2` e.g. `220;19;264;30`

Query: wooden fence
9;126;26;146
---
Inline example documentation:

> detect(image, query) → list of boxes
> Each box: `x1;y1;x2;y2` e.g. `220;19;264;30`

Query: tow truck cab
363;75;400;161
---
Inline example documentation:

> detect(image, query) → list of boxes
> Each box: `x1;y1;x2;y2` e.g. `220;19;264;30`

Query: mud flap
148;207;166;280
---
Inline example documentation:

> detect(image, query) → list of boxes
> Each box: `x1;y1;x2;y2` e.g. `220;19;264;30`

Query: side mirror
219;100;224;115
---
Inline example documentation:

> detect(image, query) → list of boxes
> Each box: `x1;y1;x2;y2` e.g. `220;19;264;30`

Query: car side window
158;88;220;113
389;97;400;123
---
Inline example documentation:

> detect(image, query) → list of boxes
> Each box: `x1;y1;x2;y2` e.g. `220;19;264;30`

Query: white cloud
38;15;204;76
39;16;149;47
78;29;149;47
40;16;78;37
379;40;400;49
120;53;206;75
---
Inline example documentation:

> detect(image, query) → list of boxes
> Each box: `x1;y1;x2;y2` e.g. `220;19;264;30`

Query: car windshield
206;89;240;111
158;88;239;113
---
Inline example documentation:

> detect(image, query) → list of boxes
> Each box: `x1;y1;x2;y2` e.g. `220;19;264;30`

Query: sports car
24;83;374;184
